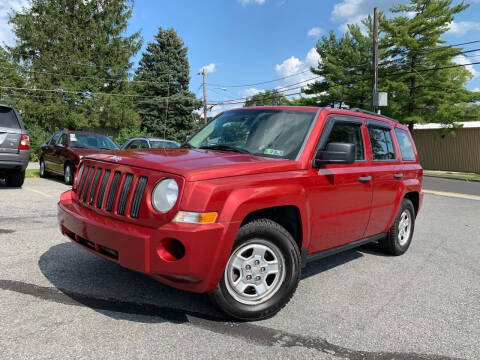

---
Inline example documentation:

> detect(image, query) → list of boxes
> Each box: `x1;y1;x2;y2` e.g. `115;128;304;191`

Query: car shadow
38;242;222;324
38;241;383;324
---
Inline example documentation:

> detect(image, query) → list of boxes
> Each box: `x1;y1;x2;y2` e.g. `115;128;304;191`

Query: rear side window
324;121;365;161
395;128;415;161
0;107;19;129
368;127;396;161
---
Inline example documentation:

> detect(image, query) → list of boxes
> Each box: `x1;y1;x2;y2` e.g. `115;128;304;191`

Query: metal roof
414;121;480;130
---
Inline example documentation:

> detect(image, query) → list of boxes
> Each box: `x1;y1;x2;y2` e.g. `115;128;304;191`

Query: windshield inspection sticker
264;148;284;156
70;134;77;142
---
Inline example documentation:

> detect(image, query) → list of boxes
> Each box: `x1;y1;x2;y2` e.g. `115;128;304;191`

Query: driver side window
323;120;365;161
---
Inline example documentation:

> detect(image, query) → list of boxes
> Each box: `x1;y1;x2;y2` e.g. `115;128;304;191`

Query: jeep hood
86;148;301;181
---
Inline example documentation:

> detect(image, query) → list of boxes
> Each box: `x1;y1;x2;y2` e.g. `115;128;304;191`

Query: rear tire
5;169;25;188
379;198;415;256
209;219;301;320
64;163;73;185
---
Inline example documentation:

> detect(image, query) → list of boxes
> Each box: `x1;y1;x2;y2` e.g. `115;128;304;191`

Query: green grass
25;169;40;178
424;170;480;182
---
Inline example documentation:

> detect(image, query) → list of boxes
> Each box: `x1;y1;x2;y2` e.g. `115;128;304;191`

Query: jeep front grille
77;165;148;219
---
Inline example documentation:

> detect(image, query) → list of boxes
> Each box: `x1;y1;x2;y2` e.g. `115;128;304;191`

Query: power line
206;69;311;88
0;86;201;103
208;61;480;105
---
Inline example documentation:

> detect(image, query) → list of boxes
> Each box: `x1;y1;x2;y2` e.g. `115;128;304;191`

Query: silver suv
0;105;30;187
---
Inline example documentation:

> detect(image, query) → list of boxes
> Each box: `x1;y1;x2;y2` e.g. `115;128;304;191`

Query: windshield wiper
199;144;251;155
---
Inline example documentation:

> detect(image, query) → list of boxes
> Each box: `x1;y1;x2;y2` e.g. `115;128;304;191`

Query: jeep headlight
151;178;178;213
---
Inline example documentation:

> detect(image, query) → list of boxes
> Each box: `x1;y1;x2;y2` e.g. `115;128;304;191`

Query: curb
423;175;480;183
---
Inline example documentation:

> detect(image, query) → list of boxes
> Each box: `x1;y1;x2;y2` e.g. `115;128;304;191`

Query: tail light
73;163;84;192
18;134;30;150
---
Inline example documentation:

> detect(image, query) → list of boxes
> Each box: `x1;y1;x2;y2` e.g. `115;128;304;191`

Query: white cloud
241;88;262;96
447;21;480;36
274;47;321;99
453;54;479;78
474;88;480;92
307;27;323;38
0;0;29;46
200;63;216;74
331;0;408;33
237;0;265;5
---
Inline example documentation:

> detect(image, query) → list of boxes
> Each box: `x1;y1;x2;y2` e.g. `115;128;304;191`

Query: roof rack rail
349;108;398;123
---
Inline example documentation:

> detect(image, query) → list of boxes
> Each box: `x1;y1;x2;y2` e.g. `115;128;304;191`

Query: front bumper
57;190;238;293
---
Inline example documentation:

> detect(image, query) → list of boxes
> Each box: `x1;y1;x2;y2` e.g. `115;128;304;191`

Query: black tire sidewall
39;159;46;177
390;199;415;255
211;219;300;320
6;170;25;188
64;164;73;185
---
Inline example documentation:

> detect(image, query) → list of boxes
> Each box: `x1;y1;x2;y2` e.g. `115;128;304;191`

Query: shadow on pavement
37;241;379;323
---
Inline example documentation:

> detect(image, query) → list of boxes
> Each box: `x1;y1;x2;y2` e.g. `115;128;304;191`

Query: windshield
69;133;119;150
188;109;316;160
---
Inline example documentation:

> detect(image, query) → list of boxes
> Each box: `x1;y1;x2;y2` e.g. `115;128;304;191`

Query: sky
1;0;480;115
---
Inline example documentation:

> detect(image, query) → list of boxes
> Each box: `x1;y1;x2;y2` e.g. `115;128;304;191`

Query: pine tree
0;46;24;104
244;89;290;107
381;0;475;129
305;0;477;128
8;0;141;133
304;18;380;109
135;27;200;141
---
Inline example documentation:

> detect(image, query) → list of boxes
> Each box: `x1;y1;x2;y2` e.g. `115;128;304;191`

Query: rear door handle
358;176;372;183
394;173;404;179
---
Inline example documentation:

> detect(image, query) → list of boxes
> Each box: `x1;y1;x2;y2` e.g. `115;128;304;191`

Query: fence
413;123;480;173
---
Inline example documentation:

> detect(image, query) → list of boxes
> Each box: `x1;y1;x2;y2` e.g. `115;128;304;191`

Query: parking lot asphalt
0;178;479;360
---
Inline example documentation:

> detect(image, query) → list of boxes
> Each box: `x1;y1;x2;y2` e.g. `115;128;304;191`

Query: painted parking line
24;186;52;198
423;189;480;201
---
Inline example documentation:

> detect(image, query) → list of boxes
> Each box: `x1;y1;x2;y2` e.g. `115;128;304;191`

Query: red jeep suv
57;107;423;320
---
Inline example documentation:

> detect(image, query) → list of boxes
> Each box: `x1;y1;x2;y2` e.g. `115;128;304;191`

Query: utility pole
202;68;208;125
372;7;379;113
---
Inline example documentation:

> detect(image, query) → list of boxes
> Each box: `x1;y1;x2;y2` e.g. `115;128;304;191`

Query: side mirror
184;135;192;143
314;142;355;167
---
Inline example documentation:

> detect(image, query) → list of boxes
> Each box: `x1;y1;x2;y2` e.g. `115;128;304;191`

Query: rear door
364;120;401;237
0;106;21;159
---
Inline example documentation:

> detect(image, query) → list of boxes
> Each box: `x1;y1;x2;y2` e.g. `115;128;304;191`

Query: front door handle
358;176;372;183
394;173;404;179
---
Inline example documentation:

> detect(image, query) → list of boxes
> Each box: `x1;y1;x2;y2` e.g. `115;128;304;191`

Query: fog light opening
157;238;185;262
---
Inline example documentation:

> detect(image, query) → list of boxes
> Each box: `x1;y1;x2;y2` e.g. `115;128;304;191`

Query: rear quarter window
394;128;416;161
0;107;20;129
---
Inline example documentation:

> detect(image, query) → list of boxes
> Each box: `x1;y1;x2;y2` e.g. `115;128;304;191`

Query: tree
305;0;477;128
244;89;291;107
135;27;200;142
304;19;379;110
8;0;141;133
381;0;475;129
0;46;24;104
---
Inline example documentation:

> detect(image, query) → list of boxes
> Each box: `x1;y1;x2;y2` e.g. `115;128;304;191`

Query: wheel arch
241;205;303;251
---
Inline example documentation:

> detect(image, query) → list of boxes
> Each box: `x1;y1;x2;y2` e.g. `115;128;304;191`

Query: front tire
5;169;25;188
379;198;415;256
64;163;73;185
209;219;301;320
39;159;48;178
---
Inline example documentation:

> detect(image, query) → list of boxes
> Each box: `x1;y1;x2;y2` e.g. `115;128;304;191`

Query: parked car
0;104;29;188
40;131;119;184
121;137;180;150
58;106;423;320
